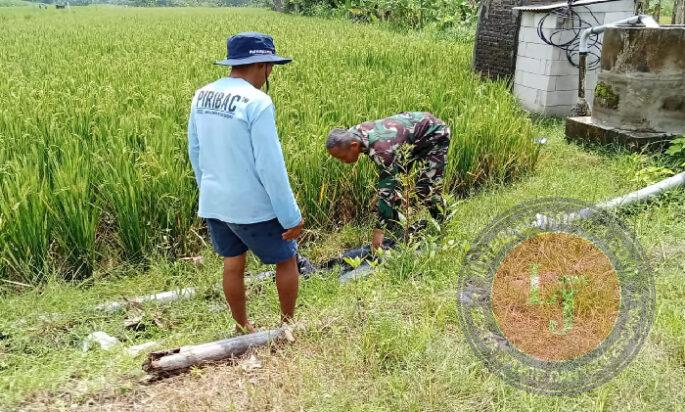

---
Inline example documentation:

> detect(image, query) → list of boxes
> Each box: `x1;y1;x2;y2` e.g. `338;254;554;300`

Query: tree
674;0;685;24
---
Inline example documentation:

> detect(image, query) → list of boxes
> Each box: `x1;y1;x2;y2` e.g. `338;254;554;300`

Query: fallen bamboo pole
143;328;287;375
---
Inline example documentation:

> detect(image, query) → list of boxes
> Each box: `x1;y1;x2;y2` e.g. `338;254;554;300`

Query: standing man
188;32;303;333
325;112;451;251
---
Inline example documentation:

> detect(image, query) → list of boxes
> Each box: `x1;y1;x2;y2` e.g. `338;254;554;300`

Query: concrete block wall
513;0;636;116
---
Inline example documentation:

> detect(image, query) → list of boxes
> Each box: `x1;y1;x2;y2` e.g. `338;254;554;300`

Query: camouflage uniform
349;112;451;231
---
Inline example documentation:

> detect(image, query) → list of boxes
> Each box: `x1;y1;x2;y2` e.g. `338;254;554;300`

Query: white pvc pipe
96;287;197;312
579;14;659;53
598;171;685;209
534;171;685;229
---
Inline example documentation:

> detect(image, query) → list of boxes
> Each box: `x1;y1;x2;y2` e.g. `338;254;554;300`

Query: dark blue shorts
206;218;297;264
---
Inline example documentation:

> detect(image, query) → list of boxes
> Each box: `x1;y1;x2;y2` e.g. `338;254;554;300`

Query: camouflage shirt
349;112;450;229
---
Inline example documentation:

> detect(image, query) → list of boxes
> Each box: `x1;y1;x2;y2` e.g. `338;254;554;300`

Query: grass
0;6;537;282
1;117;684;410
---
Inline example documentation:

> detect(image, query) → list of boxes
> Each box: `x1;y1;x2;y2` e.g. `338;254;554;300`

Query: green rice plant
98;144;153;264
141;126;199;258
0;157;51;283
47;138;100;279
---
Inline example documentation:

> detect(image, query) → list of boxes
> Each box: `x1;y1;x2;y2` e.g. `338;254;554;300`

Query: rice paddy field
1;5;684;412
0;6;537;283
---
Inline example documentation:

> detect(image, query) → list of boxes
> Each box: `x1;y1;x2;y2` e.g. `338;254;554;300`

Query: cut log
143;328;287;375
96;287;197;313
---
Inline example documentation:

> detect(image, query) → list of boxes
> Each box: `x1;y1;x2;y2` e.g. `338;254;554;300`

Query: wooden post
143;328;288;375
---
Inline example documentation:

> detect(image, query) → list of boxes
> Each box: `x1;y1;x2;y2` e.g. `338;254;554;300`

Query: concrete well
593;25;685;134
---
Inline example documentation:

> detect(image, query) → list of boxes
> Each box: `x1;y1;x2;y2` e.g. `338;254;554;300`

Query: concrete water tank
593;26;685;134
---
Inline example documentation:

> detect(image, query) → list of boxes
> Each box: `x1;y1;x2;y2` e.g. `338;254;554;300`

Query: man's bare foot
235;322;256;335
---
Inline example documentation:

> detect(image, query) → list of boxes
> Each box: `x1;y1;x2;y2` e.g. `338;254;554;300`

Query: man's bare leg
222;253;255;333
275;256;299;323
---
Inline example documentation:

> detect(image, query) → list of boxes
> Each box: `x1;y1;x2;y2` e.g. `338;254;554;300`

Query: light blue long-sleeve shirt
187;77;301;229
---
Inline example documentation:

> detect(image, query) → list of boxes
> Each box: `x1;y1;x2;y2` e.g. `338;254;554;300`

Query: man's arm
187;105;201;187
251;105;302;230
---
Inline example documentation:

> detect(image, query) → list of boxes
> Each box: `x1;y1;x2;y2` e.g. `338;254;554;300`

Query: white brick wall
513;0;635;116
516;56;551;75
514;83;547;110
517;40;560;60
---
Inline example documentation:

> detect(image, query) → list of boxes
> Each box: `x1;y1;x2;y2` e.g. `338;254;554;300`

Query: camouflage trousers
376;133;450;231
414;137;450;222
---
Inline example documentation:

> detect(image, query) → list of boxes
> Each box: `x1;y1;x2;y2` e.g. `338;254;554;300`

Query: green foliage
271;0;478;30
0;7;536;282
627;135;685;188
342;255;363;268
0;0;32;7
633;165;675;186
3;112;685;409
20;0;255;6
49;138;100;279
665;135;685;169
0;157;51;283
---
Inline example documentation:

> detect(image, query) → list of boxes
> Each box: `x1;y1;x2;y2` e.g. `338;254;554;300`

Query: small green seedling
343;256;363;269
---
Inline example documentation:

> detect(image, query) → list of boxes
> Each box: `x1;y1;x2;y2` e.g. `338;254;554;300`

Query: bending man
326;112;451;251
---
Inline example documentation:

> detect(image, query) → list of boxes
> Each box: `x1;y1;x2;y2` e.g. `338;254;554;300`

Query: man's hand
371;228;384;252
282;219;304;240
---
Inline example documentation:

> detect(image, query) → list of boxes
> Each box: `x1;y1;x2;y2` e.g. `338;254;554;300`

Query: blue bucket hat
215;32;292;67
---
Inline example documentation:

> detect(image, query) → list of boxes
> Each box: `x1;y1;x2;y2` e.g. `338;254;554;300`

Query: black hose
536;0;608;70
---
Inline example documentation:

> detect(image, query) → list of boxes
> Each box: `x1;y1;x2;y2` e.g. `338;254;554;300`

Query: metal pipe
578;53;586;100
573;51;589;116
572;14;659;116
